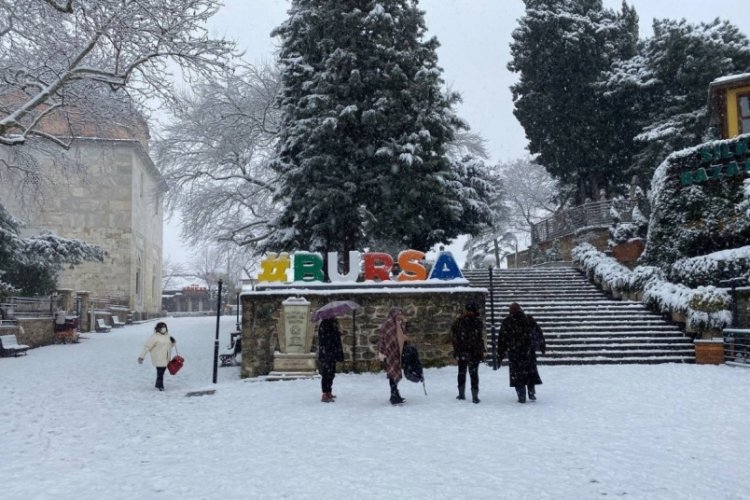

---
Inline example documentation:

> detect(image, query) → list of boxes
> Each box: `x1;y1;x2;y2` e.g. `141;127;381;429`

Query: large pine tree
601;18;750;181
266;0;493;255
509;0;639;204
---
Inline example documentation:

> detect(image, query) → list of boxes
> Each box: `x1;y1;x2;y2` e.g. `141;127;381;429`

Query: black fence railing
724;328;750;365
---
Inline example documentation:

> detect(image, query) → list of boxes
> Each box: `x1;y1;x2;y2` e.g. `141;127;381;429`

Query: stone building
0;116;165;316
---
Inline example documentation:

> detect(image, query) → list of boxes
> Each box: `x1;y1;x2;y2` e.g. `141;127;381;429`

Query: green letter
726;161;740;177
710;164;723;179
680;170;693;186
694;168;709;183
293;252;325;282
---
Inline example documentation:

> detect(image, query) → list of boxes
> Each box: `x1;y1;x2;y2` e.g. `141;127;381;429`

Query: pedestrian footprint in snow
378;307;409;405
497;303;543;403
317;317;344;403
451;302;485;403
137;322;176;391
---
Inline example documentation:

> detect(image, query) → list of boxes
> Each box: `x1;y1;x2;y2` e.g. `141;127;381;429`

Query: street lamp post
212;279;223;384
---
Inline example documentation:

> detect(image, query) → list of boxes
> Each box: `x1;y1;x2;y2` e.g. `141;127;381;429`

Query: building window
739;93;750;134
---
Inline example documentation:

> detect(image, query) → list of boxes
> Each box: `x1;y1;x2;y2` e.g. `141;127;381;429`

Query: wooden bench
95;318;112;333
111;316;125;328
0;334;30;357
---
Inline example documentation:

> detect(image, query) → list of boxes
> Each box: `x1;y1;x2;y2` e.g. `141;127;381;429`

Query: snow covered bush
643;134;750;269
573;243;732;331
573;243;633;291
669;246;750;287
608;193;649;246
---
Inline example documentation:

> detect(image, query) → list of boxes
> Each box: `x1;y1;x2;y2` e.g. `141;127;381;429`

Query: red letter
363;252;393;281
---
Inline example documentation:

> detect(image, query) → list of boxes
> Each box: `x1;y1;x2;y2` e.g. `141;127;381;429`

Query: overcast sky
164;0;750;266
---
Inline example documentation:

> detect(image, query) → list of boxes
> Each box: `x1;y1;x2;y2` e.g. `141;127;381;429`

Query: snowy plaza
2;316;749;500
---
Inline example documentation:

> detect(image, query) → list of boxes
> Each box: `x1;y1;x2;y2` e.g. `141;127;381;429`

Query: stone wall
0;140;163;315
16;317;55;347
240;287;486;378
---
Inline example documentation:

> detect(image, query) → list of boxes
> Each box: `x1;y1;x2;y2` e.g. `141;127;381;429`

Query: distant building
0;112;165;316
161;277;211;313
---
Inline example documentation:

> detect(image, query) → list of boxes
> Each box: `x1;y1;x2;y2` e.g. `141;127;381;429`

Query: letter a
429;252;463;280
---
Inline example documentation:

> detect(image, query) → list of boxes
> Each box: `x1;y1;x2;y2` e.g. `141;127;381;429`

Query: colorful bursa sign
257;250;463;283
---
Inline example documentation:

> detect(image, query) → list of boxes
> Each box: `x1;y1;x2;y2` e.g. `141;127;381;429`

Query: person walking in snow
317;317;344;403
451;302;485;403
137;321;176;391
498;303;543;403
378;307;410;405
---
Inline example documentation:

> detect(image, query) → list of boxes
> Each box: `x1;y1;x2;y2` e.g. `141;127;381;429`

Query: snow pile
2;316;749;499
573;243;732;331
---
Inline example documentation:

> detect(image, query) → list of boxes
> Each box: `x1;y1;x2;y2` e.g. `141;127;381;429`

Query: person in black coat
317;317;344;403
498;302;543;403
451;302;485;403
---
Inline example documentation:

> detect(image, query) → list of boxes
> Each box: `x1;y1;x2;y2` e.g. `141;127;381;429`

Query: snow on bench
95;319;112;333
111;316;125;328
0;334;30;357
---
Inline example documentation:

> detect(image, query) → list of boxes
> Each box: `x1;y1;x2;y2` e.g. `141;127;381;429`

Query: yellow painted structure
709;74;750;139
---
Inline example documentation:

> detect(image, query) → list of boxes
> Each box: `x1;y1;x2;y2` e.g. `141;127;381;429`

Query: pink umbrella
312;300;360;322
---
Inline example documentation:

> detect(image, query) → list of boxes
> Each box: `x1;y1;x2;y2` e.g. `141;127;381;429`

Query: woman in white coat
138;322;176;391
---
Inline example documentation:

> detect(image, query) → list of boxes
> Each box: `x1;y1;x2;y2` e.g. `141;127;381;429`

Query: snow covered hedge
573;243;732;331
669;245;750;287
643;134;750;270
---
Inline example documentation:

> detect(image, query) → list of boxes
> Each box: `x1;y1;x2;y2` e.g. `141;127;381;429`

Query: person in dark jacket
498;303;543;403
527;314;547;365
451;302;485;403
317;317;344;403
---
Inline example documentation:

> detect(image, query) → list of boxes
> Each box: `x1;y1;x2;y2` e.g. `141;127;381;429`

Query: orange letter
397;250;427;281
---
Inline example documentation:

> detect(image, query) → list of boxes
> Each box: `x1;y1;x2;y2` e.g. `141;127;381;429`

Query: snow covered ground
2;316;749;500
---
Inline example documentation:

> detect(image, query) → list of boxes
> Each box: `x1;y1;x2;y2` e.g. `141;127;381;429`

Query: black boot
528;385;536;401
471;388;480;404
389;378;405;405
515;385;526;403
456;384;466;400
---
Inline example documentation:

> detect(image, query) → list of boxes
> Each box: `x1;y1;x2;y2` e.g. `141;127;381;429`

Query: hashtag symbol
257;253;291;282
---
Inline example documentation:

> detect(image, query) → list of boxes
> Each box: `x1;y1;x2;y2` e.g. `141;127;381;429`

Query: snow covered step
545;337;692;346
467;266;695;365
534;356;695;366
542;326;681;334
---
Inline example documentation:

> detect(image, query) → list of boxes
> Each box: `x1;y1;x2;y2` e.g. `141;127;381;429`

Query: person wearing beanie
137;321;176;391
450;302;485;403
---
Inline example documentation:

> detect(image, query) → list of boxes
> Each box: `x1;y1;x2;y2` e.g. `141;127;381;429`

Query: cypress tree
509;0;639;203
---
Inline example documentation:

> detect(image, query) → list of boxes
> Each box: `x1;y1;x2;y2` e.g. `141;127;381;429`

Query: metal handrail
530;199;636;245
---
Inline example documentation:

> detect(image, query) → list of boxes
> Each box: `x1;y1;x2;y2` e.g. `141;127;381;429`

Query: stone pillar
76;291;91;332
57;289;74;312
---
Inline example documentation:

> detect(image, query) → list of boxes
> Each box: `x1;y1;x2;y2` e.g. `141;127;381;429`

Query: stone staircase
463;266;695;365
